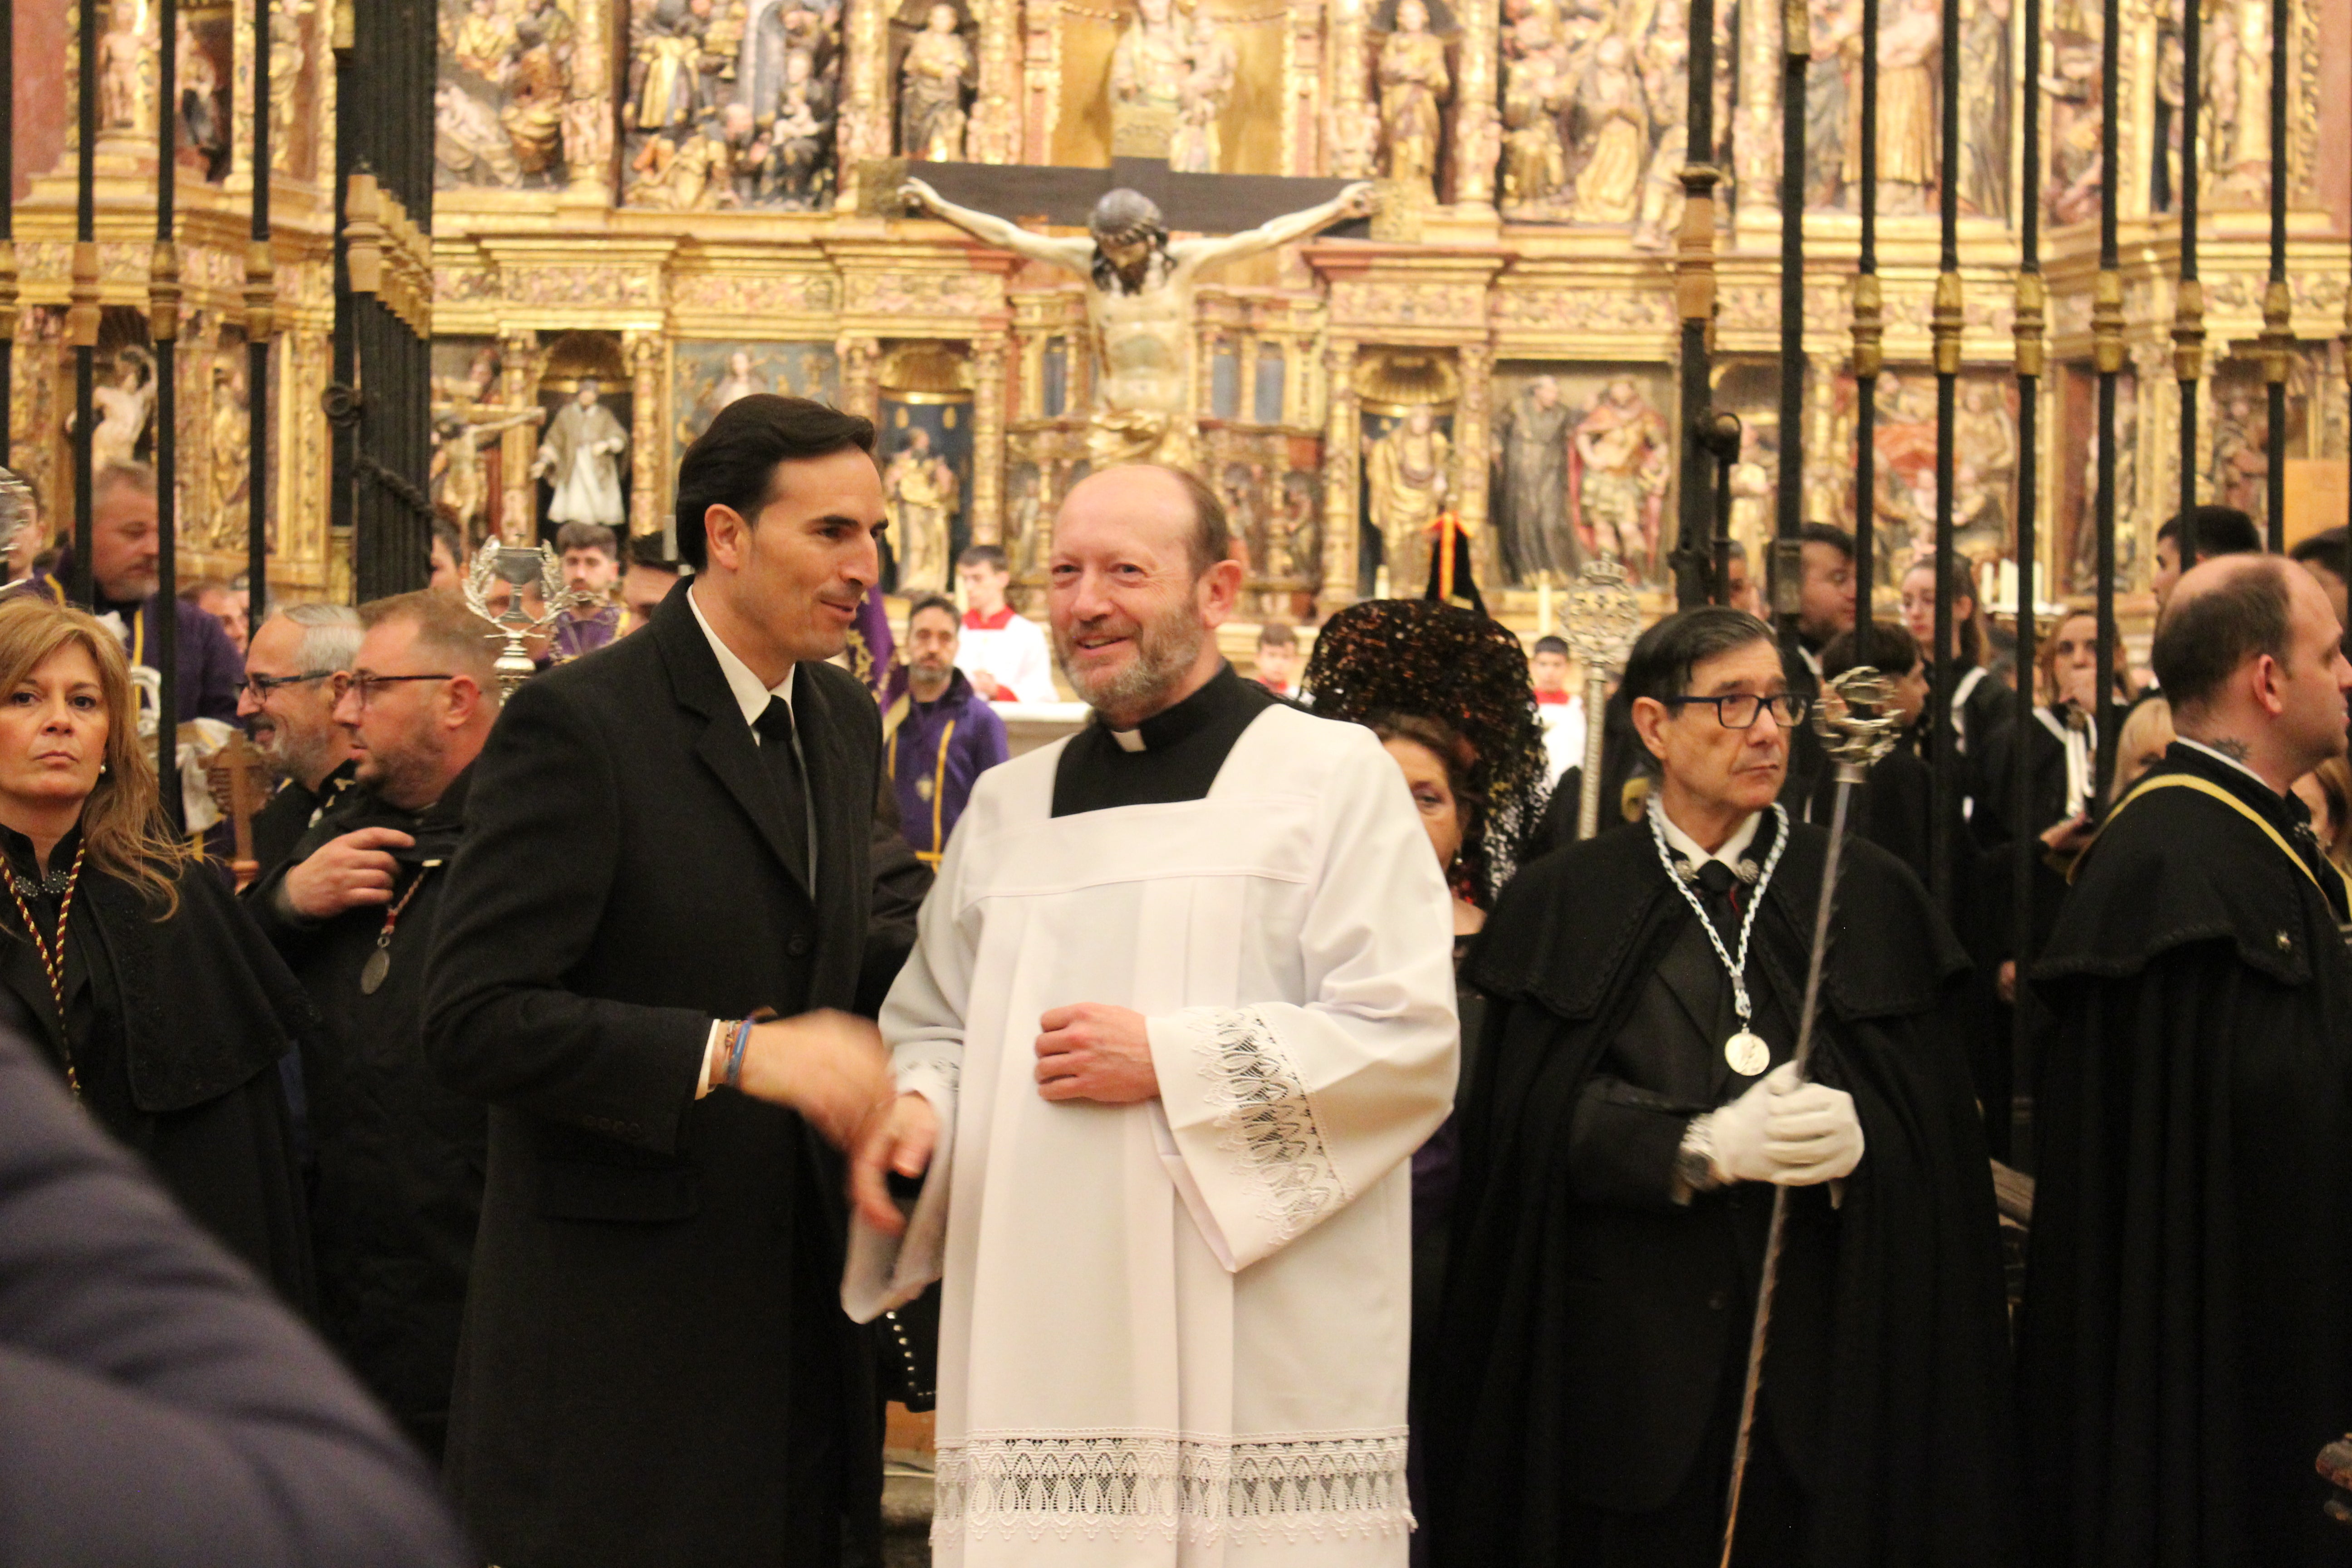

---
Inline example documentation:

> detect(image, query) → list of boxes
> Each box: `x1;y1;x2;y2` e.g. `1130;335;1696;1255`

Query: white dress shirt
1658;804;1764;876
687;585;812;1095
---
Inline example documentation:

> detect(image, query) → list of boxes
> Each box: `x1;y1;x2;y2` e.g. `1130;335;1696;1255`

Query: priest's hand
736;1009;896;1151
849;1092;941;1236
1035;1004;1159;1104
281;827;415;919
1760;1068;1866;1186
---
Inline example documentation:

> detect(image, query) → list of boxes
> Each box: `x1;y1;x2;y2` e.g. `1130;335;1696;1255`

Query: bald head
2155;553;2352;789
1047;465;1245;728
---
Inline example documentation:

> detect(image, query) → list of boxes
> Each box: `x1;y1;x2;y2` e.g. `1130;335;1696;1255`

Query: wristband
724;1017;755;1090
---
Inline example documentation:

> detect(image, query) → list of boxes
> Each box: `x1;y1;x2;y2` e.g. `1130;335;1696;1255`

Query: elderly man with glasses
1424;605;2016;1568
239;602;363;882
245;590;504;1463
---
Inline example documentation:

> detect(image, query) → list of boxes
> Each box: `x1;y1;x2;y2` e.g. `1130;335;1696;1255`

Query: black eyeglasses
349;673;453;708
237;669;340;699
1662;692;1809;730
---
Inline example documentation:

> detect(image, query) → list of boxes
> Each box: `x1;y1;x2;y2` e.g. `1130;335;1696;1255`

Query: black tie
1694;859;1744;948
754;697;812;880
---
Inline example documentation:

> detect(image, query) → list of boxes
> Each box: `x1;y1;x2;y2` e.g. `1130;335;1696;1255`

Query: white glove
1761;1071;1865;1186
1705;1065;1787;1186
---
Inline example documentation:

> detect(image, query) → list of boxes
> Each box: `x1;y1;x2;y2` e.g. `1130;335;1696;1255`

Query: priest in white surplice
846;464;1460;1567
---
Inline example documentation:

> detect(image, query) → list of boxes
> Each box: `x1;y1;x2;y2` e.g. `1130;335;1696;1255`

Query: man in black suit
0;1024;468;1567
425;395;902;1568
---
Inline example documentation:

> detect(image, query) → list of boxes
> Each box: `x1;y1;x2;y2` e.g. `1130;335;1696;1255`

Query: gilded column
499;330;541;545
1318;338;1360;617
625;329;662;536
1454;344;1494;583
836;0;894;208
970;337;1008;545
561;0;615;210
970;0;1022;163
1325;0;1372;177
838;335;880;422
1451;0;1499;208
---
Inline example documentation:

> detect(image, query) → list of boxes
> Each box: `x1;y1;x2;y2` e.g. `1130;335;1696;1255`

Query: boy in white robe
848;464;1459;1568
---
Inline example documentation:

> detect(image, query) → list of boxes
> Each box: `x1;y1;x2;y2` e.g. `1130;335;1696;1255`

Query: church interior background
5;0;2349;628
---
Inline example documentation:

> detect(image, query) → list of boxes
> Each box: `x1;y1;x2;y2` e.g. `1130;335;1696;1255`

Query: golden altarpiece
5;0;2348;619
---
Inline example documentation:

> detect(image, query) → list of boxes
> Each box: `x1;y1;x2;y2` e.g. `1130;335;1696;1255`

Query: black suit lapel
652;586;817;902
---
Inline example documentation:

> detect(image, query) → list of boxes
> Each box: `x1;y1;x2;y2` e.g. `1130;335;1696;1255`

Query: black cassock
1424;814;2016;1568
2021;743;2352;1568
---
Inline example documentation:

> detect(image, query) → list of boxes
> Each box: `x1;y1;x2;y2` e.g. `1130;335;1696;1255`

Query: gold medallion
916;775;935;802
1725;1029;1770;1077
361;946;391;995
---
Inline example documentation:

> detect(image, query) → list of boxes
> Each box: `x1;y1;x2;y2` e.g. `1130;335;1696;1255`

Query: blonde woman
0;596;312;1303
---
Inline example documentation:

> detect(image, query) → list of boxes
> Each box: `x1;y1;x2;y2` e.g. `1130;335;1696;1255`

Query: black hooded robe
2020;747;2352;1568
1425;816;2017;1568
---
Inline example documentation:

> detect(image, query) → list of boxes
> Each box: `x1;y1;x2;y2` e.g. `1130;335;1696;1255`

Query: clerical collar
964;604;1017;632
1098;662;1254;754
686;583;796;730
1656;805;1764;878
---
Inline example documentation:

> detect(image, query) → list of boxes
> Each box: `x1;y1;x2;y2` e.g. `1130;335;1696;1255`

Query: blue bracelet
724;1017;755;1089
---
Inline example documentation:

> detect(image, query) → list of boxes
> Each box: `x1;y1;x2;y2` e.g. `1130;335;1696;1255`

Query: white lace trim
933;1428;1413;1545
1186;1008;1347;1242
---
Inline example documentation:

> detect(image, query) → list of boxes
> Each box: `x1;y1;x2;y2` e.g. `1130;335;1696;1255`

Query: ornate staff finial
1812;666;1904;781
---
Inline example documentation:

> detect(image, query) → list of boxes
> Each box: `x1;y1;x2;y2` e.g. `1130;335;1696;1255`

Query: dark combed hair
2290;525;2348;580
2151;556;2294;714
672;395;874;570
1303;598;1551;904
556;521;619;559
1821;619;1922;681
1620;604;1776;708
2157;505;2261;561
627;531;680;572
1799;522;1855;560
957;544;1009;573
1256;621;1297;650
430;516;464;566
906;593;958;630
1532;634;1570;658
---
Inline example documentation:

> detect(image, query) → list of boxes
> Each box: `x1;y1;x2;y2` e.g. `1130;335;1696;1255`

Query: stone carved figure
710;351;768;412
2042;28;2103;225
1569;377;1669;582
1954;0;2010;217
1848;0;1940;214
1953;379;2018;554
1493;375;1577;583
883;427;959;593
532;379;630;528
1171;9;1237;175
1366;407;1451;597
1328;98;1385;180
1005;464;1045;579
630;0;716;133
2210;387;2268;519
502;0;573;180
1273;470;1320;583
433;406;544;539
89;347;157;473
1377;0;1451;196
1110;0;1192;156
98;0;153;134
1631;0;1690;249
1805;0;1862;204
1570;36;1647;224
902;179;1375;469
1500;15;1571;211
898;4;972;160
438;79;524;186
176;15;230;179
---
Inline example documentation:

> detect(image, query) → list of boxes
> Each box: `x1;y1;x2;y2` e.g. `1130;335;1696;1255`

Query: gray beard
1055;609;1205;725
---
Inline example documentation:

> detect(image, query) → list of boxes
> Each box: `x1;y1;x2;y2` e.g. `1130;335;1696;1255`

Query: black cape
0;835;316;1308
1425;818;2017;1568
2020;747;2352;1568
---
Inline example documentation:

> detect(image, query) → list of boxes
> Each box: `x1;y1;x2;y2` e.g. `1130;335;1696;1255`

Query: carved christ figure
901;178;1376;468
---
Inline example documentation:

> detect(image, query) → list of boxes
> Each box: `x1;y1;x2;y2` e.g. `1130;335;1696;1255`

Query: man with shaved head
2023;552;2352;1568
849;462;1459;1565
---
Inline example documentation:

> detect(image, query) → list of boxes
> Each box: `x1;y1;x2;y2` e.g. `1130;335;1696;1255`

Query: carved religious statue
1500;15;1569;212
531;379;630;528
1572;36;1648;225
884;427;960;593
899;4;972;161
1110;0;1231;170
1493;374;1575;584
208;364;250;550
901;178;1375;468
1366;407;1450;598
1848;0;1940;213
98;0;154;134
1631;0;1690;250
90;346;157;473
1569;378;1670;583
433;405;545;540
1377;0;1451;196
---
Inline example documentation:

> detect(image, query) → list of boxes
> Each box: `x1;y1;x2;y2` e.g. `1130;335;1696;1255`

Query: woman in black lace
1301;597;1549;1564
0;597;314;1305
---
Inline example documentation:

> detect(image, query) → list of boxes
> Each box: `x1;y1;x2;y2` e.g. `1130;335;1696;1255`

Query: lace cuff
934;1427;1412;1546
1160;1007;1348;1253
